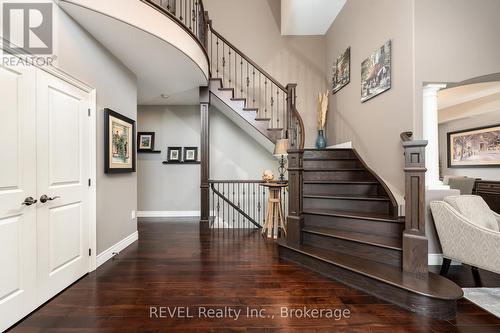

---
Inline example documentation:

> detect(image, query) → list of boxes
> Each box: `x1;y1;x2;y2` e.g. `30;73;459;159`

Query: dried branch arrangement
317;92;329;130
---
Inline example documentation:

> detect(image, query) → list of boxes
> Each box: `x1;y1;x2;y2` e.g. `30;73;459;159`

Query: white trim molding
96;231;138;268
137;211;201;218
428;254;461;266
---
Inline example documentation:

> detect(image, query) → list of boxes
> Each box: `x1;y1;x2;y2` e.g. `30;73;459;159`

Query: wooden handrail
209;26;287;93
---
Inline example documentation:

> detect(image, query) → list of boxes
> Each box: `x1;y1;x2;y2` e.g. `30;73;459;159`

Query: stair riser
303;214;404;237
304;150;355;159
303;183;379;196
302;232;402;267
304;197;390;214
303;159;360;169
278;245;458;320
303;171;373;181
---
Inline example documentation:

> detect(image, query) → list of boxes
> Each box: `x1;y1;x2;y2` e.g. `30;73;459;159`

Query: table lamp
273;139;289;182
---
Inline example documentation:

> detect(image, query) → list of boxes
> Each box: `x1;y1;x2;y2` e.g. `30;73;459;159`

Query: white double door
0;64;92;331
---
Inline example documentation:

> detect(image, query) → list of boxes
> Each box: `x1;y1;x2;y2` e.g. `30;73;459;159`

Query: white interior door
0;65;37;331
36;69;91;304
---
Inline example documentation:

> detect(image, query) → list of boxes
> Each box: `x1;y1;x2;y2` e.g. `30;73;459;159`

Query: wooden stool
260;183;287;239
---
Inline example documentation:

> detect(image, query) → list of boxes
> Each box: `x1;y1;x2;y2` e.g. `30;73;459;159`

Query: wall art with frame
448;124;500;168
104;108;136;173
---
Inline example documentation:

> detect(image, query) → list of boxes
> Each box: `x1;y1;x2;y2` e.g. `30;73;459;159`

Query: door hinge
88;108;91;117
88;178;91;187
89;248;92;256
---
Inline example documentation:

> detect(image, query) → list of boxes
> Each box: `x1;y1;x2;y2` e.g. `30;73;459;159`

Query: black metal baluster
179;0;183;22
232;183;235;227
222;42;225;86
228;49;231;88
240;59;243;99
277;89;280;129
270;84;274;128
246;62;249;101
252;68;256;108
216;36;219;78
264;79;267;119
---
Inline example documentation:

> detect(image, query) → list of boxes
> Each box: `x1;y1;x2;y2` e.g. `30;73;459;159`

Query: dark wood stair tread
304;148;353;151
304;157;357;161
231;98;246;101
277;240;463;301
303;168;366;172
303;194;390;201
255;117;271;121
303;208;403;223
243;108;258;111
304;180;378;184
302;226;402;250
267;128;284;131
219;88;234;91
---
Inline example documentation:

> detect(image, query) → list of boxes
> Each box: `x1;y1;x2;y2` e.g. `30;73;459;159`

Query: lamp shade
273;139;289;156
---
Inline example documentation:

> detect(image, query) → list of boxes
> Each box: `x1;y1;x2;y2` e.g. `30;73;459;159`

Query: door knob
40;195;60;203
22;197;37;206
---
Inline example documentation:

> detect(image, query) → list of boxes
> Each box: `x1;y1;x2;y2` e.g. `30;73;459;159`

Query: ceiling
280;0;346;35
59;1;207;105
438;81;500;123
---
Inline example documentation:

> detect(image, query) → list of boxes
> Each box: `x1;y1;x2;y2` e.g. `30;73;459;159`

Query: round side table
260;182;288;239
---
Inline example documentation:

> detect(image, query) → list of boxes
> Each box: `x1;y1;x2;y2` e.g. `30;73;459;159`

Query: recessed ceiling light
161;94;169;99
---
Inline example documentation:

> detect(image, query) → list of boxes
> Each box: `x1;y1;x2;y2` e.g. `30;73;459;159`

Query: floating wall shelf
162;161;201;165
138;150;162;154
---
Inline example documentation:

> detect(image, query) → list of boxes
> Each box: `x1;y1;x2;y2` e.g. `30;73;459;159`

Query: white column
423;84;449;190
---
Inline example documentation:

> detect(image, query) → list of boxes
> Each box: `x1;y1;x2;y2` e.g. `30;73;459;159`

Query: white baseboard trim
96;231;138;268
428;253;461;266
137;211;201;218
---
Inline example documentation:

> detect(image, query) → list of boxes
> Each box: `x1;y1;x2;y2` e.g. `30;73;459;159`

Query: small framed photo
137;132;155;152
183;147;198;163
167;147;182;163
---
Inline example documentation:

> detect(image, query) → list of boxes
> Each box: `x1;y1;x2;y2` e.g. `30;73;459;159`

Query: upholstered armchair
430;195;500;276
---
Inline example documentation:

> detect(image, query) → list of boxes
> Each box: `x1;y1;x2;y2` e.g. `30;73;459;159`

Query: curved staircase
279;147;463;320
144;0;462;320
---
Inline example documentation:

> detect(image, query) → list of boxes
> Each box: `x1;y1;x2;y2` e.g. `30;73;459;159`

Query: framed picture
137;132;155;152
447;124;500;168
104;108;135;173
167;147;182;163
361;40;391;102
183;147;198;163
332;47;350;94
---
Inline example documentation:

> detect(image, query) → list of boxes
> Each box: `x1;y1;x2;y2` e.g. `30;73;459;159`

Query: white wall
137;105;278;212
55;8;138;253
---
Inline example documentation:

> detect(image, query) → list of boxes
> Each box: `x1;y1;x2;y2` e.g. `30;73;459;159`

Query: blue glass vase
316;129;326;149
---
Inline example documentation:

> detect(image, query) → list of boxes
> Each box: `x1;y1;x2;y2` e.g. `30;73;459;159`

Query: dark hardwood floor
10;219;500;332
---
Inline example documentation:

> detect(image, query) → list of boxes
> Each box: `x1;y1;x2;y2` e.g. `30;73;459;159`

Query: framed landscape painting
332;47;350;94
448;124;500;168
104;108;136;173
361;40;391;102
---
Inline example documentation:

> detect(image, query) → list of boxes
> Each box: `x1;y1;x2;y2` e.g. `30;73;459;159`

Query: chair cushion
444;195;499;232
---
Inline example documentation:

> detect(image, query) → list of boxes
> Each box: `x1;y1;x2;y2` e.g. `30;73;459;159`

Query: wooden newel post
200;87;210;224
286;149;304;246
401;132;429;275
285;84;297;147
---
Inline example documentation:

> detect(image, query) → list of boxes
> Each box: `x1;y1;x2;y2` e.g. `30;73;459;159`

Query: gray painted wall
439;110;500;181
56;9;138;253
137;105;278;212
